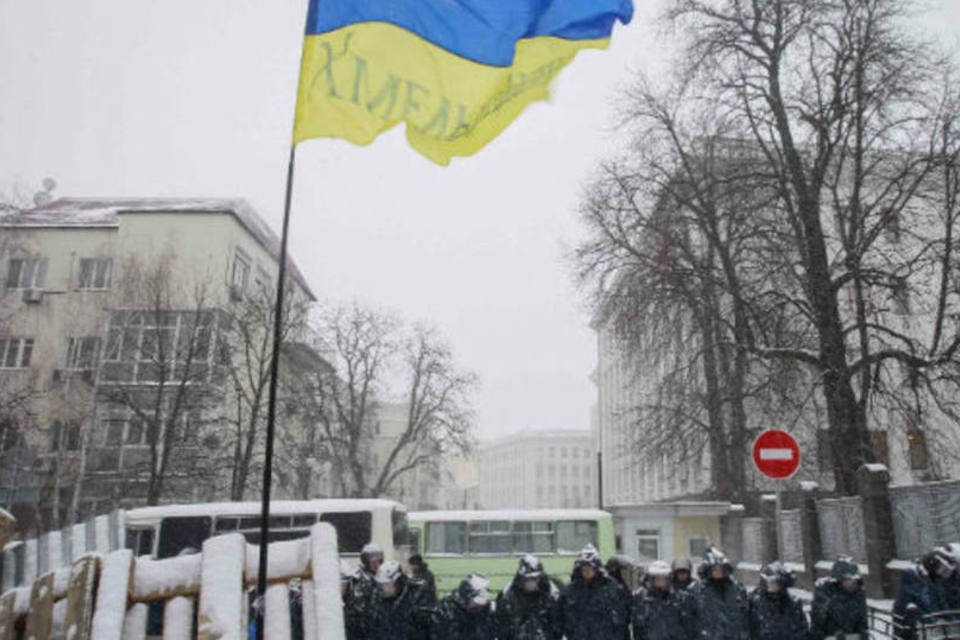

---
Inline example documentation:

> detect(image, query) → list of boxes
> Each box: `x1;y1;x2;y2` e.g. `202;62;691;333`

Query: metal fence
817;496;866;563
889;480;960;561
0;509;126;593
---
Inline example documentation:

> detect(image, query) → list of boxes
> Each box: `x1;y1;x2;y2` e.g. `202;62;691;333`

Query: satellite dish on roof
33;177;57;207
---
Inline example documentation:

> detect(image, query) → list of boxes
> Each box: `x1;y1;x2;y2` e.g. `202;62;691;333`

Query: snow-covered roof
408;509;611;522
125;499;403;526
0;197;315;300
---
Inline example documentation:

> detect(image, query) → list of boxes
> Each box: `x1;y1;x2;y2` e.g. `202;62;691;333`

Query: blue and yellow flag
293;0;633;165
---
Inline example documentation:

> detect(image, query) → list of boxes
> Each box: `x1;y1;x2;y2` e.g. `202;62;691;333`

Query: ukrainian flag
293;0;633;165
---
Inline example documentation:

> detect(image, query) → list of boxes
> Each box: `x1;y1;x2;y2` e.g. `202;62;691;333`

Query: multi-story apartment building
477;430;596;510
0;198;317;528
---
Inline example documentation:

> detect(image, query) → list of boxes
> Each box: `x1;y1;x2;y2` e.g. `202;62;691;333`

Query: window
469;521;511;554
689;536;710;558
871;430;889;467
90;448;120;472
427;521;466;555
513;522;553;553
125;528;155;557
104;420;126;446
230;250;250;295
0;338;34;369
158;517;212;558
0;418;19;452
392;508;410;549
561;448;568;459
78;258;113;290
50;421;81;452
67;336;100;370
126;420;145;446
556;521;598;554
636;529;660;562
320;512;373;553
6;257;47;290
253;268;271;295
907;428;929;471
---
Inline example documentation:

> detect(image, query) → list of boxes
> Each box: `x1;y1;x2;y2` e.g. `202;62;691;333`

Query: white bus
124;499;410;560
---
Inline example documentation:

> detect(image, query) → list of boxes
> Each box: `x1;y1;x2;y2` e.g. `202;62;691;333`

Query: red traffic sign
753;429;801;480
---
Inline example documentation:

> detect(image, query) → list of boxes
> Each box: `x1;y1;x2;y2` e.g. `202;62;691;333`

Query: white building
0;197;317;527
477;430;596;510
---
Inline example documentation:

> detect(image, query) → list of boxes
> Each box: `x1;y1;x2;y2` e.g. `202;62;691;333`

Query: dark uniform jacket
431;590;497;640
632;583;690;640
559;568;631;640
686;577;750;640
811;578;868;639
495;575;562;640
747;588;809;640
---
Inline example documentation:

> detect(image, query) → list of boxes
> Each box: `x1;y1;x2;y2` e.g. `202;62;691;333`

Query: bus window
126;528;154;557
409;528;422;554
427;522;466;555
469;521;511;554
392;508;410;549
157;517;212;559
513;522;553;554
320;512;372;553
556;521;598;554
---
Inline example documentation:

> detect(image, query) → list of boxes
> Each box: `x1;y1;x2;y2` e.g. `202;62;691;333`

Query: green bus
408;509;616;595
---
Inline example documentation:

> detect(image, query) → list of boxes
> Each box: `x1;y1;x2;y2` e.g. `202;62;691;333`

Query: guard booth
608;502;734;566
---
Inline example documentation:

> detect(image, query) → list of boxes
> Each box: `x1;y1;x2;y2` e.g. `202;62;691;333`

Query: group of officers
335;540;960;640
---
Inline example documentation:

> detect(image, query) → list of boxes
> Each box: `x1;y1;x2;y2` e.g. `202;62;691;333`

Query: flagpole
254;142;297;636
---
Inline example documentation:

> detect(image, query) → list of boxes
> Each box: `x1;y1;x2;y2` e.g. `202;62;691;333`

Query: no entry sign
753;430;801;480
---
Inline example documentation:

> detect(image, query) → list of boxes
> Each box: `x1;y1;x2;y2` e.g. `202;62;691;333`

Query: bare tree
96;251;224;505
308;303;477;499
579;0;960;495
219;279;310;501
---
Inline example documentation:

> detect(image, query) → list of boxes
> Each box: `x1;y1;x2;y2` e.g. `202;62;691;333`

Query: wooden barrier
0;523;345;640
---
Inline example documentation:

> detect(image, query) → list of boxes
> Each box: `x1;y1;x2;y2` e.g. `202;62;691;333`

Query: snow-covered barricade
0;521;345;640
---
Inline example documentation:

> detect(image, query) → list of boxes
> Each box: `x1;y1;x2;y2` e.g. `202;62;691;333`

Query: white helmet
646;560;672;577
374;560;403;585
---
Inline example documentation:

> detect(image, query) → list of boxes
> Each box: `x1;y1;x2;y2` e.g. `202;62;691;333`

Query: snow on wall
197;533;245;640
121;602;148;640
90;549;134;640
133;554;201;601
311;522;346;640
163;596;195;640
265;583;292;640
244;537;311;583
301;580;318;640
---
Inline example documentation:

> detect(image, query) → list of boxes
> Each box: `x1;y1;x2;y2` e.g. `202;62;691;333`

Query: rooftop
0;197;315;300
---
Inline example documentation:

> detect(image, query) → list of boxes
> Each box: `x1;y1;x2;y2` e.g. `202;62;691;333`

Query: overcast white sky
1;1;958;441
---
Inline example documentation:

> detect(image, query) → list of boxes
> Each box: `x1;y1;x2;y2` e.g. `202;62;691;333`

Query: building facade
477;430;596;510
0;198;316;529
